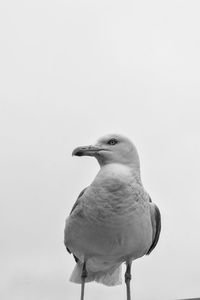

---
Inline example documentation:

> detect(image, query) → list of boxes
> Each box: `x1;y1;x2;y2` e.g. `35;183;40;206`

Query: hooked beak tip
72;145;104;157
72;147;84;156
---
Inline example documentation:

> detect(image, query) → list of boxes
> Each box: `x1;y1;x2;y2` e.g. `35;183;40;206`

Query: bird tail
69;262;122;286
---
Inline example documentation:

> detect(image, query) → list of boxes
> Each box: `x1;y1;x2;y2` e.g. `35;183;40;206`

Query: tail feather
94;265;122;286
69;262;122;286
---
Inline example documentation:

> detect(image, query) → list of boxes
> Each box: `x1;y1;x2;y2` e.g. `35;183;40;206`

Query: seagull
64;134;161;300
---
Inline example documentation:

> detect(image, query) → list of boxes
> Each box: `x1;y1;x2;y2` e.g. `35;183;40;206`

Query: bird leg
80;261;87;300
125;262;132;300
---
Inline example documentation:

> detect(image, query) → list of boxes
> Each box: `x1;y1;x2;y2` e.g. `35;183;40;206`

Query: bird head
72;134;140;172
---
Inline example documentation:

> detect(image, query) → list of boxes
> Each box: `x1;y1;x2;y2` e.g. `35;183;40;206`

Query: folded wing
146;198;161;255
64;187;88;261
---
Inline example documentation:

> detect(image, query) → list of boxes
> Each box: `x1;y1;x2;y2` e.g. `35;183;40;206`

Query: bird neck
97;163;142;185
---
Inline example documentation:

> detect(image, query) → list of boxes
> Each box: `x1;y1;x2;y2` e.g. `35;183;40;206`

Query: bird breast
66;167;152;261
79;164;148;226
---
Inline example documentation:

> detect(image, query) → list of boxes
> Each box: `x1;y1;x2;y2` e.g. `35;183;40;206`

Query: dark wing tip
73;254;79;263
66;246;71;254
65;246;79;263
146;202;161;255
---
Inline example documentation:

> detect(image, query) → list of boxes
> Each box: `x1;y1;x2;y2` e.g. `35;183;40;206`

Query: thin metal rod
80;261;87;300
125;262;132;300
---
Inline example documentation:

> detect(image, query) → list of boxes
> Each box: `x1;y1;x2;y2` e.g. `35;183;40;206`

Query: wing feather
146;198;161;255
69;187;88;215
65;187;88;261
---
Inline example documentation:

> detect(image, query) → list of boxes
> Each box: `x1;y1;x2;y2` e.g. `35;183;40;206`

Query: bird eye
107;138;118;145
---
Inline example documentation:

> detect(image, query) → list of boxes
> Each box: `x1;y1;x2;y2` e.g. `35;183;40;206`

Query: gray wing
146;197;161;255
69;187;88;215
65;187;88;261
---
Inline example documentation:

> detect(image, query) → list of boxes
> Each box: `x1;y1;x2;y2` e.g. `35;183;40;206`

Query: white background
1;0;200;299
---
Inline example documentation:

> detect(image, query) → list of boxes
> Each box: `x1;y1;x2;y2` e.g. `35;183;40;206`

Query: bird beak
72;145;103;157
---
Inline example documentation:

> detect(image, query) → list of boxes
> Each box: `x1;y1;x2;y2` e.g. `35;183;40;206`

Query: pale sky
1;0;200;299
